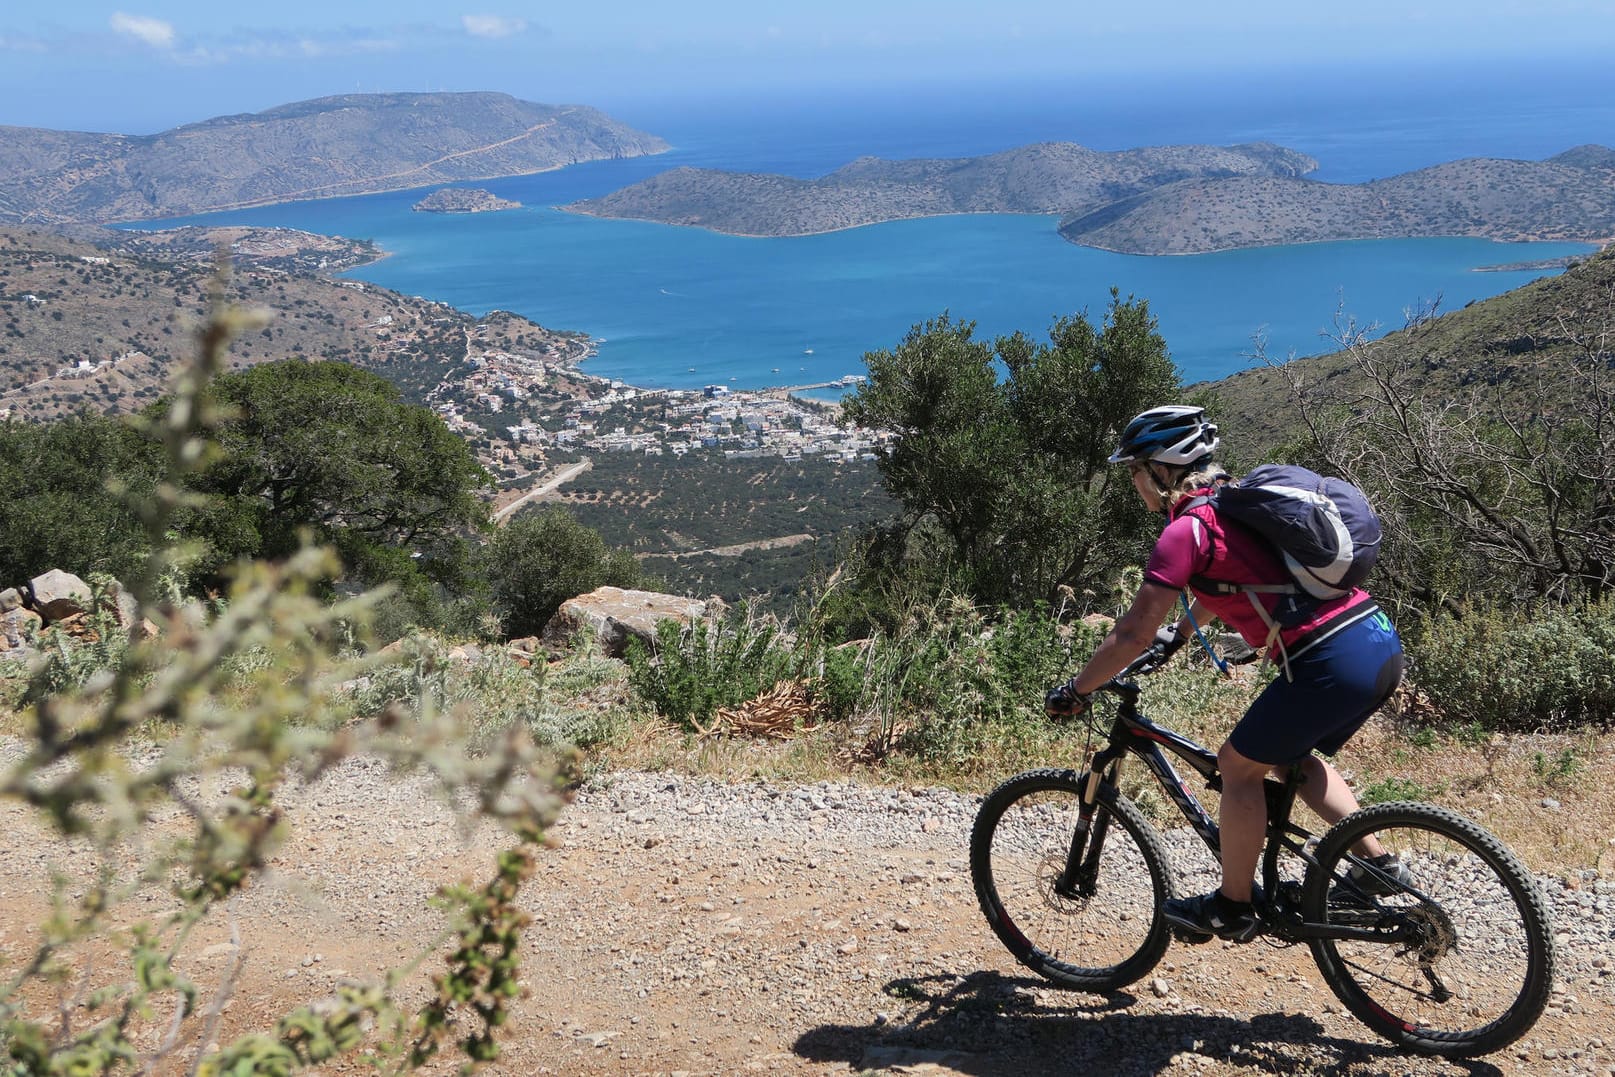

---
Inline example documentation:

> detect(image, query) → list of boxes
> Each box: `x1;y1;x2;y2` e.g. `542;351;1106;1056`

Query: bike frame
1066;671;1417;946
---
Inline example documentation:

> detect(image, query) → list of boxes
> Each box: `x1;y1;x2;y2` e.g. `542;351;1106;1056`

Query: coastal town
424;339;886;484
0;227;889;486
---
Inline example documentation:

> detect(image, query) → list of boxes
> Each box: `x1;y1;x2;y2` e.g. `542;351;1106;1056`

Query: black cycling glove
1044;679;1091;719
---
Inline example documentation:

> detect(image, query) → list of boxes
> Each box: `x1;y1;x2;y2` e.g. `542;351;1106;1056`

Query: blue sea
154;62;1613;395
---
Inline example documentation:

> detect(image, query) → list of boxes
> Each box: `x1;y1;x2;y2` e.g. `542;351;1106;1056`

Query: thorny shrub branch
0;265;564;1075
1255;282;1615;609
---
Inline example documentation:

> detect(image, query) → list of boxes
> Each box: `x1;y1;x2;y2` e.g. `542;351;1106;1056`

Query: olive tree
485;507;648;639
178;360;492;592
840;293;1187;614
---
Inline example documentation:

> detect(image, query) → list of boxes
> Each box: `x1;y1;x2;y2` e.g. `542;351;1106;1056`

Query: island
413;188;522;214
564;142;1615;255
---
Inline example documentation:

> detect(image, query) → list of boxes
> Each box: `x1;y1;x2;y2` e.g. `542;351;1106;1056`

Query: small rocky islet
412;187;523;213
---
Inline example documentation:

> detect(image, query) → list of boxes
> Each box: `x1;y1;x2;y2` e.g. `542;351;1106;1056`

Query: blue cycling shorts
1228;607;1405;766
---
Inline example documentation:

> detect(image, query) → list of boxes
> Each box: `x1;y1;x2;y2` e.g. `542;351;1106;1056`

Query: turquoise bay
172;183;1593;395
132;74;1612;394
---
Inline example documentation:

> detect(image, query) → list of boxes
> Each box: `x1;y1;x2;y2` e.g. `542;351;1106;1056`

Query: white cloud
462;14;527;39
110;12;176;50
169;30;404;66
0;34;49;53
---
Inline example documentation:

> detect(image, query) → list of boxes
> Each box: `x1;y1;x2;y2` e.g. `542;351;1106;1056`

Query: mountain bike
969;647;1556;1058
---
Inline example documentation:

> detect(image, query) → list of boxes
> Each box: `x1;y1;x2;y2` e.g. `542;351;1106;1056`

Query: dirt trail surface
2;756;1612;1076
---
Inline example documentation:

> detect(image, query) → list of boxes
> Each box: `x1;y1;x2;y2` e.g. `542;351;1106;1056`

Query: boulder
544;586;708;658
101;579;139;627
446;643;483;664
28;570;92;622
3;608;42;649
0;587;22;613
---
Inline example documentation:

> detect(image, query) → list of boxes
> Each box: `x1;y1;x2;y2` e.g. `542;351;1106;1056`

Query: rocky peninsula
565;141;1615;255
412;187;522;213
0;91;667;226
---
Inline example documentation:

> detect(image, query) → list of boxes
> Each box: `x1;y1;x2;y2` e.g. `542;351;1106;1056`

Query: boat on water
803;348;815;355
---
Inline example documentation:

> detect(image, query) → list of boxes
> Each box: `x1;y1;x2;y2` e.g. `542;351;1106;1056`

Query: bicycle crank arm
1290;920;1413;945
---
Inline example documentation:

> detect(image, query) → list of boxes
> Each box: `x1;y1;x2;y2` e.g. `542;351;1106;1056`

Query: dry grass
1330;717;1615;879
7;652;1611;879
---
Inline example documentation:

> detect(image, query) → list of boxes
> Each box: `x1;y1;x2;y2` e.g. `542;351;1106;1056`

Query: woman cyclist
1046;405;1407;941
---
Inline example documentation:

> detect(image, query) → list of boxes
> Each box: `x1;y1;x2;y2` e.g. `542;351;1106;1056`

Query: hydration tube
1181;590;1231;676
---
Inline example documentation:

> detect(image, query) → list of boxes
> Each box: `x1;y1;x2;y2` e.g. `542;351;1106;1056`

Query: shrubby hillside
1206;243;1615;447
1060;149;1615;253
0;224;577;419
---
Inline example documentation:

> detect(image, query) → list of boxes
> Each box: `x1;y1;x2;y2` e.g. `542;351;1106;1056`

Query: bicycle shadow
792;970;1506;1076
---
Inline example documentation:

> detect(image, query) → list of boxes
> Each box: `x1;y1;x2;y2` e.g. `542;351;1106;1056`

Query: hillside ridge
1202;244;1615;448
565;141;1318;240
0;92;668;225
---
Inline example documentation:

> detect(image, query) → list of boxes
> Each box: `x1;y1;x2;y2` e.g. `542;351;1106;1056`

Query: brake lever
1132;642;1171;674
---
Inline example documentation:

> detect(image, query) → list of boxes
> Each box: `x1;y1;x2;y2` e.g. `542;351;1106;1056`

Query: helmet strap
1145;462;1178;513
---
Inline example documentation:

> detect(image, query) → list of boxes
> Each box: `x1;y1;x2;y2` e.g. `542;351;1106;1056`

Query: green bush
865;603;1096;765
816;642;866;723
624;595;1134;765
17;578;128;708
484;508;648;639
1410;599;1615;731
625;608;798;731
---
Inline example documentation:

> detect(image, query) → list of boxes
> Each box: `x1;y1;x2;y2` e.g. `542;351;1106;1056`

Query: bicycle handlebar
1094;641;1174;696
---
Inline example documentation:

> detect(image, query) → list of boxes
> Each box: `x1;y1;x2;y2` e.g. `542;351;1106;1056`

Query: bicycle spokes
1305;803;1554;1057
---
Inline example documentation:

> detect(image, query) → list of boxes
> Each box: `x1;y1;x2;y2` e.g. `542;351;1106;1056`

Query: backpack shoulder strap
1175;492;1297;596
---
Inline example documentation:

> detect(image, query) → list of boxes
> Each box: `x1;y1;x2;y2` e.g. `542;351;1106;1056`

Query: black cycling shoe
1163;890;1262;943
1330;853;1415;907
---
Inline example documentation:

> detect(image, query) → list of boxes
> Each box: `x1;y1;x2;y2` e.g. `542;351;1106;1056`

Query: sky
3;1;1614;135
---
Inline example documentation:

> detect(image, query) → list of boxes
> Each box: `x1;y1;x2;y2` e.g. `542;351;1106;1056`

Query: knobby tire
970;768;1176;993
1302;801;1555;1057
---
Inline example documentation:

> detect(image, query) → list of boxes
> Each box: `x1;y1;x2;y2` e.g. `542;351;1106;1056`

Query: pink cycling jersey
1143;486;1372;651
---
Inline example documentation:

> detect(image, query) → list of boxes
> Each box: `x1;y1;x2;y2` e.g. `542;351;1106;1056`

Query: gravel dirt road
2;760;1612;1076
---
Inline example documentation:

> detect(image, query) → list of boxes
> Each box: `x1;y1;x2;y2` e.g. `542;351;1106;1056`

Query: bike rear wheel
970;768;1176;992
1302;802;1555;1057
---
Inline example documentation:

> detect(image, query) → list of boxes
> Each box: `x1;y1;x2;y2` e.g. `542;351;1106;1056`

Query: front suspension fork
1054;750;1123;897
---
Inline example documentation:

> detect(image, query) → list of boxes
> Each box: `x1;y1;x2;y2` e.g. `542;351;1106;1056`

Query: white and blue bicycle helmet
1108;405;1220;467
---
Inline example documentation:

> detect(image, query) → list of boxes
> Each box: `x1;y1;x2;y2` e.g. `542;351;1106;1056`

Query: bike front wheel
970;768;1176;993
1302;801;1555;1058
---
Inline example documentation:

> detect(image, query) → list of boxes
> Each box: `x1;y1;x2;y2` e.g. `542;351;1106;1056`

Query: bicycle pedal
1170;925;1214;945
